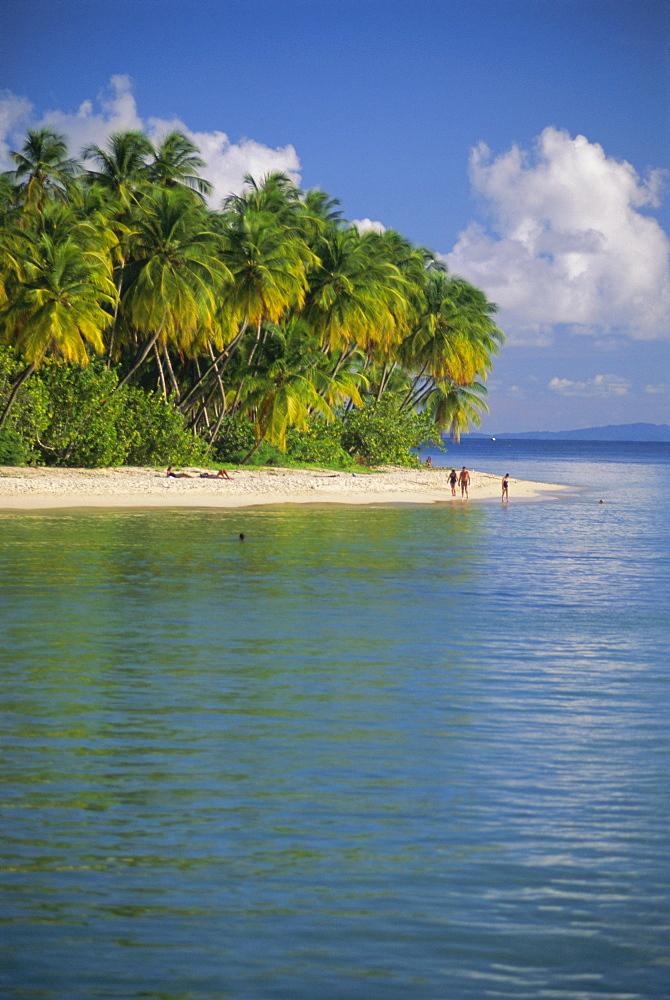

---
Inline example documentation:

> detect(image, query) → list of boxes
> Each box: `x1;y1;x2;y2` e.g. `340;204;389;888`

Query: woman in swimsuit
449;469;458;496
502;473;509;502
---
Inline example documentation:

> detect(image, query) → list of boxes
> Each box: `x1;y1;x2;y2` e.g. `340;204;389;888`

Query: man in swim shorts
458;466;470;498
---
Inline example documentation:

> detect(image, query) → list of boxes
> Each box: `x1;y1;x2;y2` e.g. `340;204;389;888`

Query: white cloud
350;218;387;234
644;382;666;395
445;128;670;343
0;89;33;165
548;374;630;397
0;76;301;206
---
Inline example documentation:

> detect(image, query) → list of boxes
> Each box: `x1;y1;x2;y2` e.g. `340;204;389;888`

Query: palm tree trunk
205;402;229;453
375;361;397;403
115;329;162;391
329;345;357;379
154;344;168;399
241;432;266;465
0;363;36;431
245;318;263;367
208;342;228;417
106;264;124;367
178;320;249;412
162;347;180;397
398;362;429;411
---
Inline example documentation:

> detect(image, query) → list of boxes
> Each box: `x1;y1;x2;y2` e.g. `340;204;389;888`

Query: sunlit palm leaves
3;128;82;210
147;131;213;199
306;227;411;355
1;125;505;451
118;188;230;359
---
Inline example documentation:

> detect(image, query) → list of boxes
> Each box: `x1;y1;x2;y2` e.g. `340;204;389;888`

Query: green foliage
285;418;354;468
0;355;207;467
212;413;256;463
212;413;284;466
34;361;127;467
0;347;57;463
0;428;26;465
2;138;502;463
341;396;442;467
121;389;208;467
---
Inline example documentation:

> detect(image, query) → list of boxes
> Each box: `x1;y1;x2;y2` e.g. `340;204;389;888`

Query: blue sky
1;0;668;432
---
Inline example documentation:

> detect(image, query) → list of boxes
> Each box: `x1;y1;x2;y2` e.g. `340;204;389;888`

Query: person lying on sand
199;469;232;480
166;466;192;478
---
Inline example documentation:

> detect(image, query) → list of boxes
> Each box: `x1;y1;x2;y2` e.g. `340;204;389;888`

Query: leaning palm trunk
208;342;228;418
162;347;180;398
329;345;358;379
398;361;430;411
0;362;36;431
178;320;249;413
106;265;124;368
115;328;163;391
154;344;168;399
205;400;230;453
375;361;397;403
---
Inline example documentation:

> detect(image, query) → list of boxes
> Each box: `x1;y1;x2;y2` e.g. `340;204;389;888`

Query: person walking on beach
459;466;470;498
448;468;458;496
502;473;510;503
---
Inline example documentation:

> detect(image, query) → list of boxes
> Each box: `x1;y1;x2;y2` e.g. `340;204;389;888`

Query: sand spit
0;464;570;511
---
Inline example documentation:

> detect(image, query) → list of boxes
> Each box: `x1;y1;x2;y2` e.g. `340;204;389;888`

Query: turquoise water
1;443;669;999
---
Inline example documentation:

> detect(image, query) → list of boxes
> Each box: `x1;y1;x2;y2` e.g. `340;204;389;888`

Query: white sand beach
0;464;569;510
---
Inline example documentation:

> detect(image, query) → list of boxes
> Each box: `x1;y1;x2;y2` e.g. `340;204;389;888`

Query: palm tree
398;270;503;409
147;131;213;199
177;205;318;411
222;172;302;225
115;187;229;389
3;128;82;210
423;380;490;442
237;321;364;458
81;130;154;205
305;226;412;358
0;224;115;428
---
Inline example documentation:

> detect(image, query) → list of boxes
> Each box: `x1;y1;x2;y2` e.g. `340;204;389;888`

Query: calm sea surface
1;442;669;1000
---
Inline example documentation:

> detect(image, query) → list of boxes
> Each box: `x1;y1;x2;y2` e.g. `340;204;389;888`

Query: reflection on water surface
1;483;669;999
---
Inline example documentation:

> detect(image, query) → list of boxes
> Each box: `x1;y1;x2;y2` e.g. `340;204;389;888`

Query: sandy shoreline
0;464;570;510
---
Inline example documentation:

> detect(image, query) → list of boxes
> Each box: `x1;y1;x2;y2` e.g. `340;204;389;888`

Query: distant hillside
474;423;670;442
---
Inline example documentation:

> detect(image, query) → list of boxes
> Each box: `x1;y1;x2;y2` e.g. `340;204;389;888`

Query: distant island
470;423;670;442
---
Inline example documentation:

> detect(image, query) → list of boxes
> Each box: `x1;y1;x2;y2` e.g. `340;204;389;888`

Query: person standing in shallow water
458;466;470;498
502;473;510;503
449;468;458;496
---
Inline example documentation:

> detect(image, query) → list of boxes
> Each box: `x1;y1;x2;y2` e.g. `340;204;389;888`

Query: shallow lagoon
1;444;669;999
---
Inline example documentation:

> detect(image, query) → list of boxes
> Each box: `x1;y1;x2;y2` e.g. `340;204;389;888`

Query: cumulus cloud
445;127;670;342
350;218;387;234
0;89;33;164
548;374;630;397
0;76;301;205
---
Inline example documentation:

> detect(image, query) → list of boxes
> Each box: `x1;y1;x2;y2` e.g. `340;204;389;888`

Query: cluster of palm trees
0;126;503;460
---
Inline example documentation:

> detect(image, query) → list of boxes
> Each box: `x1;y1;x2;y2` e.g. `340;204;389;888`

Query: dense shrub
341;396;441;467
121;389;208;467
0;428;27;465
0;350;443;470
33;362;128;467
211;413;256;463
285;419;354;468
0;357;208;468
